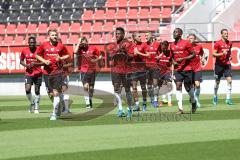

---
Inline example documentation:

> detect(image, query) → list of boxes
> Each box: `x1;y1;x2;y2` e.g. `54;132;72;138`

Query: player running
157;41;173;107
20;36;43;114
36;29;70;120
131;32;149;112
170;28;196;114
187;34;205;108
213;29;233;105
74;37;103;109
107;27;133;117
145;32;161;108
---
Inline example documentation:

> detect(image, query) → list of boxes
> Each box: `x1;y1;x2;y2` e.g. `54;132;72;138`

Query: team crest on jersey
51;48;55;51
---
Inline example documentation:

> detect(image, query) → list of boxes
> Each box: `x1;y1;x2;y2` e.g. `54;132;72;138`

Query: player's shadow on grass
60;85;115;121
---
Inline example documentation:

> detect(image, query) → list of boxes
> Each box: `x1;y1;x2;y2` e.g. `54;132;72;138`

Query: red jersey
158;50;172;74
110;40;133;74
37;41;69;75
20;47;42;76
170;39;193;71
190;44;204;72
145;41;161;68
214;39;232;66
129;42;147;73
77;46;100;73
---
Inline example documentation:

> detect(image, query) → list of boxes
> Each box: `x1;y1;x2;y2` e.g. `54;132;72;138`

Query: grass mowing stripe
6;139;240;160
0;119;240;159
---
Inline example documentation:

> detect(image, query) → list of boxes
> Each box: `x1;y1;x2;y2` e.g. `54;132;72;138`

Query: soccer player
213;29;233;105
145;32;161;108
157;41;173;107
74;37;103;109
36;29;70;120
131;32;149;111
188;34;205;108
170;28;196;114
20;36;43;113
108;27;133;117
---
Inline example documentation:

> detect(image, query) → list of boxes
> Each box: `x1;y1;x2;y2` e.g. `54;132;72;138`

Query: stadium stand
0;0;189;45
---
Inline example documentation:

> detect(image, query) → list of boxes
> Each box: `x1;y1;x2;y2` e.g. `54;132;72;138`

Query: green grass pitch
0;94;240;160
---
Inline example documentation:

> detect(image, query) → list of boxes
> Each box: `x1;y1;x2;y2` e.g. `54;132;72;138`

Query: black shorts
48;74;66;90
131;71;147;83
146;67;160;80
159;72;172;82
193;71;203;82
174;71;193;84
81;72;96;86
111;72;131;88
214;64;232;81
25;75;42;86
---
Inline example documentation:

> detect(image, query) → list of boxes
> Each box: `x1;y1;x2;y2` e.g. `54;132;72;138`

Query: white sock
195;88;200;102
53;96;60;115
34;95;40;110
135;101;139;106
162;95;167;101
84;96;90;105
167;92;172;103
26;93;33;104
214;83;218;97
226;83;232;100
148;86;154;102
188;88;196;103
114;93;122;110
64;94;69;110
176;90;183;110
153;86;159;102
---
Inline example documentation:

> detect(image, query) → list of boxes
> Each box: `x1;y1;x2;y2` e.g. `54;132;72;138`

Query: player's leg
61;84;70;113
194;71;202;108
225;65;233;105
43;74;53;102
175;72;184;114
124;74;133;117
139;72;147;111
183;71;196;113
152;69;160;108
132;79;140;111
81;72;91;109
165;73;173;107
33;76;42;114
213;65;223;105
147;69;154;105
88;72;96;108
25;76;34;112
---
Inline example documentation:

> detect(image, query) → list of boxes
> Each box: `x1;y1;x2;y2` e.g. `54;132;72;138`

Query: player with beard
213;29;233;105
20;36;43;114
36;29;70;120
74;37;103;109
188;34;205;108
170;28;196;114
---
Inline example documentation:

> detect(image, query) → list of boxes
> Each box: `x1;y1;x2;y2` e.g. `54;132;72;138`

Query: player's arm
213;43;225;57
134;45;149;57
176;42;195;62
20;53;30;68
35;54;51;65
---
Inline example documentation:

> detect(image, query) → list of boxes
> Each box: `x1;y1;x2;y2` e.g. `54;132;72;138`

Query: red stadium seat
93;10;105;20
16;24;27;34
126;21;137;32
128;0;139;7
59;23;70;33
0;24;5;34
103;21;114;32
106;0;117;8
27;24;38;34
127;9;138;19
139;0;151;7
82;33;91;39
105;9;116;20
138;20;149;31
161;0;173;6
116;9;127;19
68;34;79;44
102;33;113;42
37;23;48;34
118;0;128;7
173;0;184;6
161;8;172;18
150;8;161;18
149;20;160;31
6;24;16;35
90;33;102;44
49;23;59;30
81;22;92;32
59;34;69;44
70;23;80;33
115;21;126;28
14;36;25;45
37;35;47;44
4;36;14;46
92;22;103;32
0;35;4;45
151;0;161;6
82;10;94;21
139;8;150;19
